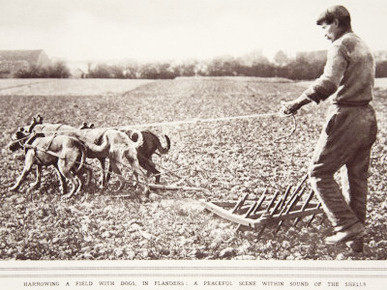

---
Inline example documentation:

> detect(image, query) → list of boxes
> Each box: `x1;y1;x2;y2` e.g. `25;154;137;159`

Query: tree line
11;51;387;80
86;53;328;80
86;57;387;80
15;61;71;78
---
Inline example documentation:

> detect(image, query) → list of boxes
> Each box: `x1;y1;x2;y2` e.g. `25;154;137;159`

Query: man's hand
280;100;300;115
280;94;312;115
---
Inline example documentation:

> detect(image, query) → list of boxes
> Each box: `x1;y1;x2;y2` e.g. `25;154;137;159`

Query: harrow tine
246;201;259;218
256;223;266;238
320;215;325;225
271;194;286;216
292;174;308;196
235;188;268;231
265;190;280;213
319;211;325;225
275;187;305;234
307;202;322;227
256;191;281;237
279;184;292;209
293;189;315;226
253;192;267;215
281;183;303;212
270;186;297;230
236;201;259;231
232;193;249;214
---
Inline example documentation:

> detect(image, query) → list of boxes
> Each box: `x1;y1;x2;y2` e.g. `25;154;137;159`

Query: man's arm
280;43;347;115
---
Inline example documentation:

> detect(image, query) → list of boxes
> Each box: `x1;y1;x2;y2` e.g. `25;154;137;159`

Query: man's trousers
308;104;377;232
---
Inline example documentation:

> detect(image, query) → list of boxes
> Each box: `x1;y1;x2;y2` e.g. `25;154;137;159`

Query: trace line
118;112;282;130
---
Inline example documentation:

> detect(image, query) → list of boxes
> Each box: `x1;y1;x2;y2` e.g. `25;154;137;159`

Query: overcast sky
0;0;386;62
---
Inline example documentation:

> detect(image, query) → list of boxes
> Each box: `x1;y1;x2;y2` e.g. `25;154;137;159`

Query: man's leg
309;110;362;234
340;148;372;252
341;147;371;225
309;156;361;233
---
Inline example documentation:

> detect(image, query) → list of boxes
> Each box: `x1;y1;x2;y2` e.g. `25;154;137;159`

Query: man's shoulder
333;33;371;55
337;33;368;48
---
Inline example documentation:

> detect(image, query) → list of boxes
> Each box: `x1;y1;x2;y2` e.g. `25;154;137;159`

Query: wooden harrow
200;175;325;236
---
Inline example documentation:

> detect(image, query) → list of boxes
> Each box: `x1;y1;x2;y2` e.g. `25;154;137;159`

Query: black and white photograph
0;0;386;289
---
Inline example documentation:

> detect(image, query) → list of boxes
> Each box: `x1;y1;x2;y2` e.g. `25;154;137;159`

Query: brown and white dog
82;128;149;193
9;129;87;199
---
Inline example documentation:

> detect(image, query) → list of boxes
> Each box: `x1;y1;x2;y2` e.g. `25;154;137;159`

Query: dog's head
9;128;29;152
26;114;44;133
79;122;95;130
33;114;43;124
8;127;44;152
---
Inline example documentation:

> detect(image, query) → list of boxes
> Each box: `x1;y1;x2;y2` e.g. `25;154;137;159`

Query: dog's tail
129;129;143;149
84;133;110;154
74;142;87;173
157;135;171;155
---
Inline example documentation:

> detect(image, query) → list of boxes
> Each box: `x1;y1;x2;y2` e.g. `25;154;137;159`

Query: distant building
71;68;86;78
65;61;91;78
0;49;51;78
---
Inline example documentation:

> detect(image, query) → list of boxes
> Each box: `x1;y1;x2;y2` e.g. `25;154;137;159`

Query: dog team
8;114;171;200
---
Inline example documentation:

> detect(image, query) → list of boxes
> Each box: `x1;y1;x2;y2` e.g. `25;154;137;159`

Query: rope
9;131;36;144
273;114;297;143
24;145;63;160
29;111;282;134
117;112;281;130
28;111;297;144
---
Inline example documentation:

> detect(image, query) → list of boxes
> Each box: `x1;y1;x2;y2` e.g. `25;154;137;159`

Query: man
280;5;377;252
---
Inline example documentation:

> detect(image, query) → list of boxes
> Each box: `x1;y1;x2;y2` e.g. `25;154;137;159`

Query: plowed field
0;77;386;260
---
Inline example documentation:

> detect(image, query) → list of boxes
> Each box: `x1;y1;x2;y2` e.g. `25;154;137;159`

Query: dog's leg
138;156;151;179
84;134;109;187
125;150;150;197
61;173;79;200
74;175;82;196
9;151;35;191
60;149;84;199
99;158;107;188
108;159;124;191
58;157;77;199
29;165;42;190
72;146;91;190
140;158;161;183
53;165;67;195
143;157;161;183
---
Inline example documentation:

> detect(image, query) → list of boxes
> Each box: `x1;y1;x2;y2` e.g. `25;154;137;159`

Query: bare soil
0;77;386;260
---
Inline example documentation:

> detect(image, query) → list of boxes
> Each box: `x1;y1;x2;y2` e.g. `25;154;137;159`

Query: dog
84;128;149;193
124;130;171;183
24;115;111;188
9;129;87;199
83;122;171;183
24;115;149;194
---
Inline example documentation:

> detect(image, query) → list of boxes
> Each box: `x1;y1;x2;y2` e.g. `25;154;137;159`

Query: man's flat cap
316;5;351;25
